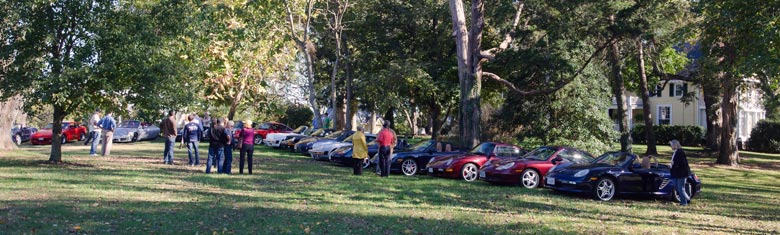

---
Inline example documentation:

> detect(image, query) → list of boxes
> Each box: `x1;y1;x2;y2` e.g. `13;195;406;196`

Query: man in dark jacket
160;111;177;165
182;115;202;166
669;140;691;206
206;118;230;174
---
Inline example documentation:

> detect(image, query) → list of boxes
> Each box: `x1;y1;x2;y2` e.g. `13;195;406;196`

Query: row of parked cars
265;128;702;202
11;120;161;145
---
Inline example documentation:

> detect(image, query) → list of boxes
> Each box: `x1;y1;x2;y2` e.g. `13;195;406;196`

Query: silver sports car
112;120;160;143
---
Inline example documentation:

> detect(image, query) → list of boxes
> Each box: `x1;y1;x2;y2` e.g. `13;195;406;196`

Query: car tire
254;135;263;145
131;133;138;143
362;158;371;169
61;135;68;144
14;134;22;145
79;133;86;141
593;177;616;201
672;178;693;203
521;169;541;189
401;159;418;176
461;163;479;182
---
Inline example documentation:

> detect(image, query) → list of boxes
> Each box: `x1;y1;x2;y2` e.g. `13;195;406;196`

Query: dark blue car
544;152;702;202
330;140;409;169
388;140;463;176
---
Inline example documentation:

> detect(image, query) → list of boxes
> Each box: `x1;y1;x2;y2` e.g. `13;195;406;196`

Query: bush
631;125;704;147
747;120;780;153
279;105;313;129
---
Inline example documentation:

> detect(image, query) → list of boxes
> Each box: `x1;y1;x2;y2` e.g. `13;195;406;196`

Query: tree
285;0;323;129
699;0;780;166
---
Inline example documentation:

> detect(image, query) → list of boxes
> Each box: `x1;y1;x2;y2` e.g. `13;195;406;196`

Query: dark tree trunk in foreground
702;81;722;150
718;78;739;166
636;39;656;155
609;41;631;152
49;105;66;163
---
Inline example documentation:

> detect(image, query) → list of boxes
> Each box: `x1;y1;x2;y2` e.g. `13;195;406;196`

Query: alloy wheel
594;178;616;201
461;163;478;182
254;136;263;145
521;169;540;188
14;134;22;145
61;135;67;144
401;159;417;176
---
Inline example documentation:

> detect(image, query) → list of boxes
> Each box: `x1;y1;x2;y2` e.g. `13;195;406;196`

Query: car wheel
79;133;86;141
254;135;263;145
401;159;418;176
461;163;479;182
131;133;138;143
61;135;68;144
362;158;371;169
593;177;616;201
672;178;693;203
14;134;22;145
521;169;540;189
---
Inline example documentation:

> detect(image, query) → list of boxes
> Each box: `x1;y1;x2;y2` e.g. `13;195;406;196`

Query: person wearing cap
238;120;256;174
669;139;691;206
160;110;177;165
85;109;102;156
376;120;397;177
351;126;369;175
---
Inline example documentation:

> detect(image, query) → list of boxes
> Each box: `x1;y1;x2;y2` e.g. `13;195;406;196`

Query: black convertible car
388;140;463;176
11;126;38;145
544;152;702;202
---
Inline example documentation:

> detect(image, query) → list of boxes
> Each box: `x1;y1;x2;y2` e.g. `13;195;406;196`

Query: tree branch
479;1;525;59
483;36;616;96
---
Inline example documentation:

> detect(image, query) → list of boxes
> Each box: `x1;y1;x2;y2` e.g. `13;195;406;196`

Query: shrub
631;125;704;147
747;120;780;153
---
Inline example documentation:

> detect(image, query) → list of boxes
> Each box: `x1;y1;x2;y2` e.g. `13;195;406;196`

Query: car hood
267;133;295;139
551;163;616;175
312;141;350;151
32;130;54;137
114;128;136;134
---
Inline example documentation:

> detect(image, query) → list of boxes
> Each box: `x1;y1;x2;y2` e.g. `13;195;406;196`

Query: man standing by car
670;139;691;206
376;120;396;177
182;115;202;166
160;110;177;165
85;109;102;156
352;126;368;175
98;112;116;157
206;119;230;174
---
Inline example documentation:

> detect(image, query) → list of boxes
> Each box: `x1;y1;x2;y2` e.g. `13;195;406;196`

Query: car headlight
574;169;589;177
496;162;515;171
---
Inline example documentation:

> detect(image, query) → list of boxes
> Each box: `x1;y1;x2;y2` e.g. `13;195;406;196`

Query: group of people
83;109;117;157
159;111;257;174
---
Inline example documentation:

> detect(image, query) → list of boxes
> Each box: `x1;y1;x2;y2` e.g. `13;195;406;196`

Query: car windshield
343;134;355;143
292;126;306;133
44;123;70;129
408;140;434;152
469;142;495;156
310;129;324;136
257;123;270;129
593;152;631;166
524;147;558;161
119;121;140;128
324;131;343;139
336;132;354;141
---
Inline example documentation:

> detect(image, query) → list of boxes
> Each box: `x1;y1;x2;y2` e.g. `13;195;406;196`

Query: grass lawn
1;140;779;234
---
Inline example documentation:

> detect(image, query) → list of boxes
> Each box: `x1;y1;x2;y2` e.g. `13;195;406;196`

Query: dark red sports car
479;146;595;188
30;122;87;145
425;142;525;182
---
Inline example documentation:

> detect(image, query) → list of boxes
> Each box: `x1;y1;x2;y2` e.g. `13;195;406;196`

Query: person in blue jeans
206;119;230;174
182;115;202;166
86;109;102;156
222;120;235;174
669;140;691;206
159;111;177;165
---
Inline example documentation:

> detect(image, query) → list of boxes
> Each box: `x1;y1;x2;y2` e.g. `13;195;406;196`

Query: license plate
546;177;555;185
479;171;486;179
428;168;433;173
38;138;44;141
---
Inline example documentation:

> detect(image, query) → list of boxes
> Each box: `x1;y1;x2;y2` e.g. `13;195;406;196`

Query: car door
619;155;645;193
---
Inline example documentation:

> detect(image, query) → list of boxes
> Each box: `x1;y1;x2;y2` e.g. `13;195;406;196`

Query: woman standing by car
670;140;691;206
238;120;256;174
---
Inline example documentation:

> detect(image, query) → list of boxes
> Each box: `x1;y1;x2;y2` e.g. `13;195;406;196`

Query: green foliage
279;105;314;129
748;120;780;153
631;125;704;147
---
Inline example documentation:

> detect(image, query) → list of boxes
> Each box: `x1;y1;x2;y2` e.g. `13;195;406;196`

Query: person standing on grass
182;115;202;166
206;118;230;174
222;120;235;174
376;120;397;177
238;120;255;174
85;109;102;156
160;110;177;165
670;139;691;206
98;112;116;157
351;126;369;175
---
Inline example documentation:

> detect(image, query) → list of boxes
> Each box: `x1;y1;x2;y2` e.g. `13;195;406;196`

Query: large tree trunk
636;39;656;155
450;0;484;149
49;105;66;163
336;97;346;130
344;36;354;131
717;79;739;166
0;95;25;150
609;41;631;152
304;47;322;129
429;101;442;139
702;80;722;150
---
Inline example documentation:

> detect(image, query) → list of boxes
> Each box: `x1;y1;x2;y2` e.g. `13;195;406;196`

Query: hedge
631;125;704;147
747;120;780;153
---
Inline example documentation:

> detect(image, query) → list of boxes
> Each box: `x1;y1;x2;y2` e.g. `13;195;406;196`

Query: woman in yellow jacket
352;126;369;175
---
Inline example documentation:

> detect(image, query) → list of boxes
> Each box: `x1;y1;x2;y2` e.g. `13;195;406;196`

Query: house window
673;83;685;97
658;106;671;125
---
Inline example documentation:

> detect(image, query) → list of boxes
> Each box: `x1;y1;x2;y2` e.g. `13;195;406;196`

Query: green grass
1;141;779;234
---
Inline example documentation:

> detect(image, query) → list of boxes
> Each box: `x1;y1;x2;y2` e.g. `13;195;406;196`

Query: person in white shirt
85;109;102;156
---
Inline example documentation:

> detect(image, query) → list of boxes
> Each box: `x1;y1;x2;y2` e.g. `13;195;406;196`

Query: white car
309;133;376;161
264;126;308;147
